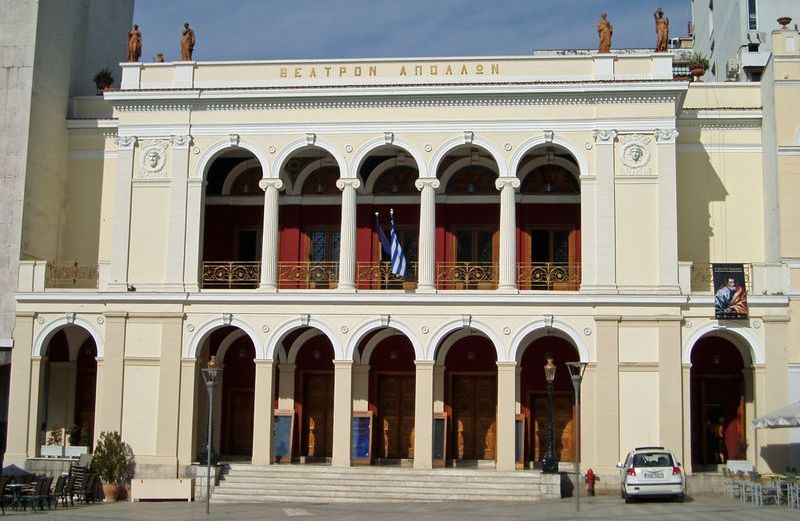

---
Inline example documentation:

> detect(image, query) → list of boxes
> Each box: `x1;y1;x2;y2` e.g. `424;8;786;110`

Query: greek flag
374;210;408;278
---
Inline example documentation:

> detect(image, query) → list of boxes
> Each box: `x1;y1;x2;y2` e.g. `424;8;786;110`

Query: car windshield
632;452;673;467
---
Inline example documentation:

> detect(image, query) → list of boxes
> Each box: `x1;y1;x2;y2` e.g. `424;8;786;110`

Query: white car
617;447;685;502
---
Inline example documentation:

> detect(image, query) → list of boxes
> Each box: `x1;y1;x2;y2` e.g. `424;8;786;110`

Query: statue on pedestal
127;24;142;62
654;8;669;52
181;23;195;61
597;13;613;53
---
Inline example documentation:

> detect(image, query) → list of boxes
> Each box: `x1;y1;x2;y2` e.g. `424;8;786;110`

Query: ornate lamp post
201;355;224;515
566;361;588;511
541;356;558;473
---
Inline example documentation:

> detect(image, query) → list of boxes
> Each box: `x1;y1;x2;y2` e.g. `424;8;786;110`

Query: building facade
5;28;800;487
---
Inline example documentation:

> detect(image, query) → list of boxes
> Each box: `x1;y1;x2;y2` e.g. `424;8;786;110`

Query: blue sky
132;0;693;62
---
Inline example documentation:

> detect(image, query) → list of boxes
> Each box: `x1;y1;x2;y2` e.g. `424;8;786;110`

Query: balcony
357;262;418;290
47;262;99;289
435;262;497;290
201;261;260;289
278;261;339;289
517;262;581;291
689;263;753;294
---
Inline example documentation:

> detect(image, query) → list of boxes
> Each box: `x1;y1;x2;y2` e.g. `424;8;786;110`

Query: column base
336;283;356;293
256;284;278;293
416;283;436;293
498;284;518;294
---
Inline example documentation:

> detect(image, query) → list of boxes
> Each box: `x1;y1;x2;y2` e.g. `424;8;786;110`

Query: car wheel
676;494;685;503
624;494;632;504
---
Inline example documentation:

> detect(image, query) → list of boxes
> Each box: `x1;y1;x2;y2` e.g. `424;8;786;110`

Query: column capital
115;135;137;150
496;361;518;370
495;176;521;191
258;178;284;191
333;359;354;368
170;134;192;149
592;129;617;143
415;178;440;191
335;178;361;191
654;128;679;143
414;360;435;369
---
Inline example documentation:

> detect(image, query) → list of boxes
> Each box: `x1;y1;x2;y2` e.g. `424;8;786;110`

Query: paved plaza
5;496;797;521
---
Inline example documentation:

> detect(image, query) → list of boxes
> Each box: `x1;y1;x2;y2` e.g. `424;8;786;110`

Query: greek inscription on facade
281;63;500;79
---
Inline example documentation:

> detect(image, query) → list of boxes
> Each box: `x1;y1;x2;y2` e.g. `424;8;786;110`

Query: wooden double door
530;392;575;462
301;373;334;459
377;375;415;460
451;375;497;460
222;389;254;456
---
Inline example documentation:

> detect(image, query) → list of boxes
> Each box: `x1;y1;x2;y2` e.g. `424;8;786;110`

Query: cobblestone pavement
7;495;798;520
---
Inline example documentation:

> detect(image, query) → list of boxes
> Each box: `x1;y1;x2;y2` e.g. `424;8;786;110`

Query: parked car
617;446;685;502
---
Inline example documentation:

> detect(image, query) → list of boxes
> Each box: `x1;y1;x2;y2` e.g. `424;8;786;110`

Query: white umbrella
752;401;800;429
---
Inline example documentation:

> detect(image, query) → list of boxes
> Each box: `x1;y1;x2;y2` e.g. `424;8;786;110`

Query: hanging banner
712;264;749;319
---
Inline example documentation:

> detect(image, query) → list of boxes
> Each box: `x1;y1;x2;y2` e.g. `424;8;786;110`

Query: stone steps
211;464;561;504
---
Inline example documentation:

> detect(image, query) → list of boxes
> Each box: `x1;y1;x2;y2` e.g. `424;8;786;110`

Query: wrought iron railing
690;263;753;294
436;262;497;290
517;262;581;291
278;261;339;289
356;261;418;290
46;262;99;289
202;261;260;289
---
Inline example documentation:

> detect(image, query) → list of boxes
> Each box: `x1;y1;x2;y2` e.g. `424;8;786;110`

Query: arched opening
39;327;97;456
436;145;500;290
690;335;749;469
437;334;498;464
519;336;580;468
357;329;416;463
279;148;341;289
201;150;264;289
195;326;256;461
515;146;581;291
357;146;420;290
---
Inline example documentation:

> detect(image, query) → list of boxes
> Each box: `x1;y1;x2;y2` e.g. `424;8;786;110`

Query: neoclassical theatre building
7;29;800;487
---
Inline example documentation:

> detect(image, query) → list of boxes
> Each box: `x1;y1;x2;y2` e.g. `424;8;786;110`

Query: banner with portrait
712;264;748;319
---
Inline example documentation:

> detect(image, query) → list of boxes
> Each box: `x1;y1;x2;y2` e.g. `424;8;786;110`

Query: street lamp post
565;361;588;512
541;356;558;473
201;355;224;515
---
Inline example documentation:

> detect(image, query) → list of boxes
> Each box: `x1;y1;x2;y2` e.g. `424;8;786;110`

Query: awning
752;401;800;429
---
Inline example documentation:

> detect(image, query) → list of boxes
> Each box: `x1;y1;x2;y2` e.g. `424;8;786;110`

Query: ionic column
336;178;361;291
332;360;353;467
496;361;517;470
165;135;192;290
109;136;137;291
413;360;434;469
258;179;284;291
415;178;440;292
4;313;34;466
496;177;520;292
583;130;617;293
251;359;275;465
655;129;680;291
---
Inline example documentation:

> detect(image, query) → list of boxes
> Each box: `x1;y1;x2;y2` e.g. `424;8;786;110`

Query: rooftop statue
127;24;142;62
597;13;613;53
181;23;195;61
654;8;669;52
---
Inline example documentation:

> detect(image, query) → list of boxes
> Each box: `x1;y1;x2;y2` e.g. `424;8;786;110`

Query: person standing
181;23;196;61
597;13;613;53
654;8;669;52
127;24;142;62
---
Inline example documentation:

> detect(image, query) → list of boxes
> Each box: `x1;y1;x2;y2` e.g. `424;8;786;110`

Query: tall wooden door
451;375;496;460
224;389;254;456
531;393;575;462
377;375;415;459
302;373;334;459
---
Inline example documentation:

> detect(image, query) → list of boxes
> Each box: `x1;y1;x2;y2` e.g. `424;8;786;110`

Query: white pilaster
251;359;275;465
165;135;191;290
108;136;137;291
415;178;440;292
332;360;353;467
655;129;680;291
413;360;434;469
583;130;617;293
336;178;361;291
496;177;520;292
496;361;517;470
258;179;284;291
183;179;205;292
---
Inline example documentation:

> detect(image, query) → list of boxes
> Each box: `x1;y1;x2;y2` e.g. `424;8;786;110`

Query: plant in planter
93;68;114;92
91;430;135;502
68;424;81;445
688;52;709;82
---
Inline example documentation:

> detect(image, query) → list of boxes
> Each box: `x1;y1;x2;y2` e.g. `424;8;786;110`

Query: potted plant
91;430;135;502
688;52;709;82
93;68;114;92
777;16;792;29
42;428;65;458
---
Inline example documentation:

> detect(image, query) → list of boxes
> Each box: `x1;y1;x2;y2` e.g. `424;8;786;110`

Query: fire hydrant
584;468;597;496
